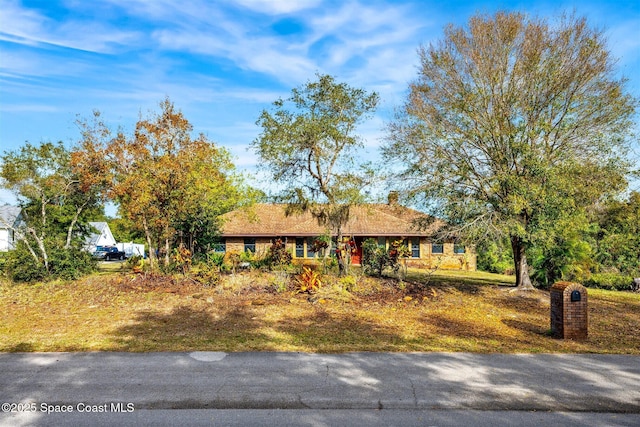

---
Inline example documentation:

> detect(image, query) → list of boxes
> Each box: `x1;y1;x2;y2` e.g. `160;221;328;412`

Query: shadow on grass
405;270;515;294
501;319;549;336
110;305;268;351
109;304;414;352
423;312;551;352
4;343;35;352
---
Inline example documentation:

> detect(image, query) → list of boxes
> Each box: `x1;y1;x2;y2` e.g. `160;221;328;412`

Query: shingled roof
0;205;22;228
219;203;443;237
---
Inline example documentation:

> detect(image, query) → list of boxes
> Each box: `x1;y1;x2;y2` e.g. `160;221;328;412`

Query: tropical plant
267;238;292;268
295;267;323;293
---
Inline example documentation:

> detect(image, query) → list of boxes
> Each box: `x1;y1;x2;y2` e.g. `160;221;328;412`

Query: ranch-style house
218;202;476;271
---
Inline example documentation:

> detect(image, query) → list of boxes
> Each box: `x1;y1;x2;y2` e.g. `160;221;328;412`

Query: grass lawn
1;266;638;353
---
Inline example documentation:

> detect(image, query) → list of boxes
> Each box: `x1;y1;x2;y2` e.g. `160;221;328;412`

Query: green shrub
362;238;389;277
193;263;221;287
3;246;47;283
3;245;97;283
207;252;226;268
0;253;7;273
339;275;358;292
125;255;146;273
583;273;635;291
266;238;292;269
362;238;408;278
477;239;513;274
49;248;98;280
237;249;270;269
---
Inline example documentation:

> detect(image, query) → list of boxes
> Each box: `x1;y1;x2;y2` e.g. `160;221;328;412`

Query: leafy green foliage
583;273;635;291
362;238;390;277
591;192;640;276
477;239;514;274
3;244;96;283
202;252;226;269
3;244;47;283
267;238;292;269
362;238;410;278
48;248;98;280
384;12;636;289
253;73;379;240
0;140;103;279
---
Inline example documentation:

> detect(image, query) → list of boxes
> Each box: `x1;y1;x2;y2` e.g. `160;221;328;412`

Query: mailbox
550;282;588;339
571;290;581;302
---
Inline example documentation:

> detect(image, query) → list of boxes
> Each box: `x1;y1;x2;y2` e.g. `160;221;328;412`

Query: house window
411;237;420;258
377;237;386;248
244;238;256;253
307;237;317;258
454;244;465;254
432;243;443;254
212;240;226;253
295;238;304;258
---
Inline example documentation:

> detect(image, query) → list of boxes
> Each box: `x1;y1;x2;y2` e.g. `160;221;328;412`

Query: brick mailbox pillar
550;282;588;339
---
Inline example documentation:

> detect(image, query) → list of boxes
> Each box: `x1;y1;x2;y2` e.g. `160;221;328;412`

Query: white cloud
232;0;321;15
0;103;60;113
0;0;140;53
0;0;46;46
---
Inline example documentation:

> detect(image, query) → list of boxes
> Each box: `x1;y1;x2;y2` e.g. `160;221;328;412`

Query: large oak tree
384;12;636;289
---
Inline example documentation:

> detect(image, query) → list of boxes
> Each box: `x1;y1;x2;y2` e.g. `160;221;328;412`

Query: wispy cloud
233;0;322;15
0;0;637;184
0;0;140;53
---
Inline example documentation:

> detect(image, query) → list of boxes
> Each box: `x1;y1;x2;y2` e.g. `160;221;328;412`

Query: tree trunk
163;223;171;266
65;205;85;249
142;216;156;270
510;235;535;290
336;224;346;276
28;227;49;272
9;226;40;264
164;236;171;266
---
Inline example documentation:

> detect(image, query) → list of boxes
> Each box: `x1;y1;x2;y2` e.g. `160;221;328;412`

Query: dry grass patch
1;268;638;353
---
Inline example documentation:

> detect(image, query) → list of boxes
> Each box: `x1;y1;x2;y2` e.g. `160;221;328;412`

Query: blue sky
1;0;639;205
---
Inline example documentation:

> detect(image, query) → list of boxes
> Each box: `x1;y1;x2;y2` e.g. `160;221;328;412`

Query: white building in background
0;206;22;251
85;221;117;253
86;221;146;258
116;242;146;258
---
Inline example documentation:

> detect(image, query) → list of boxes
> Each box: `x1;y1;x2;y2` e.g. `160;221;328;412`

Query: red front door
350;238;363;265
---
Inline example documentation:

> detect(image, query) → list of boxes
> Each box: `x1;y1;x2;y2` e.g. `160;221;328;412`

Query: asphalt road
1;352;639;426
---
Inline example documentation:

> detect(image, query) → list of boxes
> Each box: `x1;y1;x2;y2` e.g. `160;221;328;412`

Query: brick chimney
388;191;399;206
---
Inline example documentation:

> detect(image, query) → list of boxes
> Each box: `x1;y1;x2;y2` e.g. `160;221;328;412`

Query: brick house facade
219;203;476;271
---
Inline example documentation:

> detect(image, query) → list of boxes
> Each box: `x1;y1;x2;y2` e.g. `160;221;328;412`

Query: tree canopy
384;12;637;289
0;141;102;280
253;73;379;239
77;98;256;269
